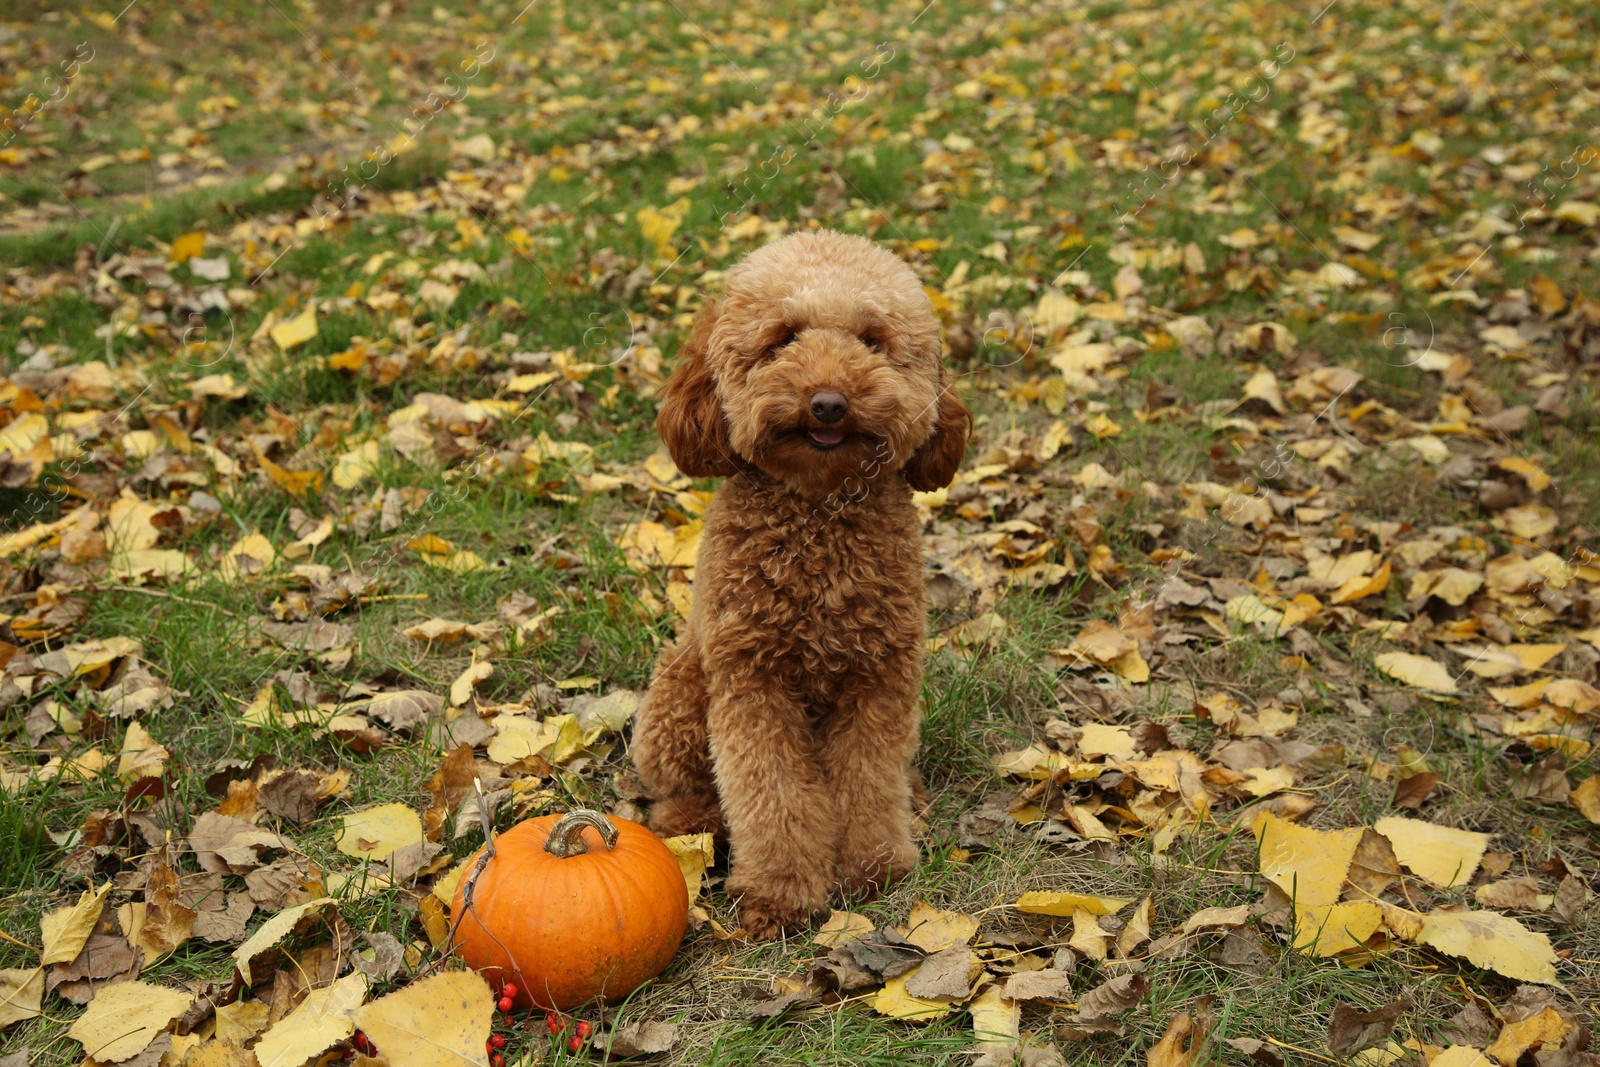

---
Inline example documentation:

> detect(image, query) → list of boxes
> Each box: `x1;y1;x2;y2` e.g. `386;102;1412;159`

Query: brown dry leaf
1416;910;1558;985
1074;973;1150;1020
872;970;959;1022
352;970;493;1067
1374;816;1489;888
1326;998;1410;1055
604;1021;679;1058
66;979;192;1061
904;945;980;999
1001;969;1073;1002
1344;829;1402;900
1473;877;1548;911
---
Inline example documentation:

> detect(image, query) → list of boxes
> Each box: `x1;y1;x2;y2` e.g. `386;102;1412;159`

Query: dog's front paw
737;892;825;941
836;838;918;904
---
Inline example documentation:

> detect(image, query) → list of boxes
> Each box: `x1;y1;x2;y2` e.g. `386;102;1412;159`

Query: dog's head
657;230;970;496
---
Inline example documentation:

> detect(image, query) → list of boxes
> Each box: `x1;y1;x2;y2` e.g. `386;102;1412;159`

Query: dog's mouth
807;427;846;449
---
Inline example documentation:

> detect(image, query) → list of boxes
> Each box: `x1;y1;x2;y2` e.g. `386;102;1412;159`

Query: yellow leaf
219;532;275;583
66;980;193;1061
0;967;43;1029
1416;910;1558;984
637;199;691;257
169;231;206;263
332;440;381;489
969;983;1020;1051
1077;723;1137;760
1293;901;1382;956
252;442;324;496
661;833;714;903
353;971;493;1067
1429;1049;1494;1067
270;305;319;351
1330;561;1391;605
1373;652;1458;693
233;899;339;982
253;971;366;1067
40;882;112;965
1459;643;1566;679
1240;368;1287;414
1487;1008;1573;1066
1015;891;1131;917
337;803;424;861
1252;812;1362;908
117;722;169;780
450;661;493;707
813;910;874;948
872;970;957;1021
1375;816;1489;888
1572;777;1600;824
902;901;978;952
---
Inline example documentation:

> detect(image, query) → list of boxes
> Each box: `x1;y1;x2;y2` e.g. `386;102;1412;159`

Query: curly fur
632;231;971;939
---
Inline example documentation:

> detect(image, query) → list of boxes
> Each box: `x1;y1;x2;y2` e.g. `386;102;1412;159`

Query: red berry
490;1034;507;1050
352;1031;372;1053
500;983;518;999
575;1020;593;1039
497;996;515;1013
490;1056;505;1067
546;1011;564;1035
568;1035;582;1052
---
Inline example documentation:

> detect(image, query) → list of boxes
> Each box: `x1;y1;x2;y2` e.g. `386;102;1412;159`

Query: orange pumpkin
449;809;688;1010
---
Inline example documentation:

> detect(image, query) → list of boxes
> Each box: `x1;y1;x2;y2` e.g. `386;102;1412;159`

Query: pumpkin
449;809;688;1010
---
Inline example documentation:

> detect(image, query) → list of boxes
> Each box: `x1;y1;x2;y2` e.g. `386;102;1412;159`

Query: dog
630;230;971;939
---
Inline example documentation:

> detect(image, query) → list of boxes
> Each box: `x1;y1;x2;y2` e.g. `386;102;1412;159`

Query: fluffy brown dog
631;230;970;939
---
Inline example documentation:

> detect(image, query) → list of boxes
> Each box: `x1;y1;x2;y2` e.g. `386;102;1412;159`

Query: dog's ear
657;302;740;477
903;379;971;491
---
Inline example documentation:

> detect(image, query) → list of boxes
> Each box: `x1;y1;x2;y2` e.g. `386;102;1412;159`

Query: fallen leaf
813;911;873;948
66;980;192;1061
1416;910;1558;984
1373;652;1458;693
1253;813;1363;908
253;971;366;1067
337;803;424;861
1014;891;1130;917
902;902;979;952
0;967;43;1029
352;970;492;1067
1327;997;1410;1055
41;882;113;966
1486;1007;1573;1066
1374;816;1489;888
270;305;318;351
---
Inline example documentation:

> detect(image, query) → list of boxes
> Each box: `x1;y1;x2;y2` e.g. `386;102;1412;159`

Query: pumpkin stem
543;809;620;858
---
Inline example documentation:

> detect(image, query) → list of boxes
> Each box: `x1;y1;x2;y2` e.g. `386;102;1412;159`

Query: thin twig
94;586;239;617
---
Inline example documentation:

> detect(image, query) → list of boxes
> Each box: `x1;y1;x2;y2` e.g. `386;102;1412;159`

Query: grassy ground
2;0;1599;1063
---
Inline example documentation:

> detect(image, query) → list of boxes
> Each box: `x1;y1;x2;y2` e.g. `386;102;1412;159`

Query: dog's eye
859;334;880;352
770;331;796;353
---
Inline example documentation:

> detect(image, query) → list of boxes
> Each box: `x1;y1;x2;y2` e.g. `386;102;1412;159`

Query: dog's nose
809;391;848;424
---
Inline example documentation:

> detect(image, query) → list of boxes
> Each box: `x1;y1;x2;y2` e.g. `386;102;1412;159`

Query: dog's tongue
809;427;845;446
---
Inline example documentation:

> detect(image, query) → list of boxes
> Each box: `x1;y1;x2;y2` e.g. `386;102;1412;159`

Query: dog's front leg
707;674;837;940
822;666;921;903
